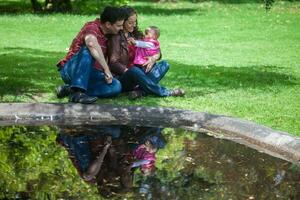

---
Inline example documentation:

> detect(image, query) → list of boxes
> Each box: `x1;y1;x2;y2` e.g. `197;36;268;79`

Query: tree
265;0;275;11
30;0;129;13
30;0;72;13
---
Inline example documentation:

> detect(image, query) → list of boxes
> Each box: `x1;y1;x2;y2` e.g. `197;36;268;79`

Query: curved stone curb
0;103;299;164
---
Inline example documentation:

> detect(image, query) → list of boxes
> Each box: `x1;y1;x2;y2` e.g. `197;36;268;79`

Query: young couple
56;6;184;104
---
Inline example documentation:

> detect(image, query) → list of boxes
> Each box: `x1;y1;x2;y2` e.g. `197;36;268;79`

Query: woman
108;6;184;99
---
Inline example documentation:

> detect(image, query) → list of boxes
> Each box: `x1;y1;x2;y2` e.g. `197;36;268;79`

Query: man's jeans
59;47;121;97
57;125;121;173
119;60;171;97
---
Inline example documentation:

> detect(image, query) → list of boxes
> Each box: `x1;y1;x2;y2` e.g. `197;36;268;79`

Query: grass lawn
0;1;299;135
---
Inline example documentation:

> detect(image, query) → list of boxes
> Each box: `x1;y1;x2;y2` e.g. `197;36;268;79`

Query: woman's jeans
59;47;121;97
119;60;171;97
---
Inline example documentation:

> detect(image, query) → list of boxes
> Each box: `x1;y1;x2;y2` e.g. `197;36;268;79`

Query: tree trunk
30;0;42;12
45;0;72;13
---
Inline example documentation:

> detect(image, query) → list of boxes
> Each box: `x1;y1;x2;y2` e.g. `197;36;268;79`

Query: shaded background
0;0;296;14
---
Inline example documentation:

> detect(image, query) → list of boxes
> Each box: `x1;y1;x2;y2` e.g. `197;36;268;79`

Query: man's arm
82;137;112;181
82;143;110;181
85;34;112;84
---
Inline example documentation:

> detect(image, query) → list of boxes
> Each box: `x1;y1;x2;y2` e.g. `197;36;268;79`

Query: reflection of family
56;6;185;104
56;125;166;198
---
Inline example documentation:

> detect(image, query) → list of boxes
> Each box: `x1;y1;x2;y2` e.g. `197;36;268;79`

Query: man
56;6;125;104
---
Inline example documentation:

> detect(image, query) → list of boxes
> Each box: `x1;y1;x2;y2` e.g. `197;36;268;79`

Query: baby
132;139;157;176
131;134;165;176
128;26;161;71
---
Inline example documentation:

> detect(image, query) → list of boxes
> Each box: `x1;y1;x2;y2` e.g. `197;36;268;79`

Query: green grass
0;1;299;135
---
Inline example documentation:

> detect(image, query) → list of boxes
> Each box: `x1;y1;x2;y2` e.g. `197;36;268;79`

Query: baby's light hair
145;26;160;38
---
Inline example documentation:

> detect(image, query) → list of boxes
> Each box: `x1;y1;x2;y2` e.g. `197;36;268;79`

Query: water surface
0;125;299;199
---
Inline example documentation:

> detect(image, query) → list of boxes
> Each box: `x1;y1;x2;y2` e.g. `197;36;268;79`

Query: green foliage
72;0;131;15
0;126;100;199
155;128;197;181
0;0;32;13
0;0;131;14
265;0;275;10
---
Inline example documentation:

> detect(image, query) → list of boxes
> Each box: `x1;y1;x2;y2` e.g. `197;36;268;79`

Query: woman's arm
108;34;129;75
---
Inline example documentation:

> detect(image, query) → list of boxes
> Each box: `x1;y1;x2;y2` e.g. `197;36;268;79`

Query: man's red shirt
57;18;107;71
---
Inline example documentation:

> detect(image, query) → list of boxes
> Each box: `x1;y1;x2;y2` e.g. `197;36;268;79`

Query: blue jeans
119;60;171;97
59;47;121;97
56;125;121;172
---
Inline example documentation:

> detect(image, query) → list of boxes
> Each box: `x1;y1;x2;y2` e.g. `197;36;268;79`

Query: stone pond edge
0;103;299;164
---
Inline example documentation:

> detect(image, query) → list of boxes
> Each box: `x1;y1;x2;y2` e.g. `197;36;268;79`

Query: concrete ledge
0;103;299;164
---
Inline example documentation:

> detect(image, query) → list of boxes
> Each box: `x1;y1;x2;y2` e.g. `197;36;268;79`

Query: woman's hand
127;37;136;45
143;56;156;73
104;69;113;84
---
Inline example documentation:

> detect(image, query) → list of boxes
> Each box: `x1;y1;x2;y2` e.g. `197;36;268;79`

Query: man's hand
104;70;113;84
143;56;156;73
127;37;136;45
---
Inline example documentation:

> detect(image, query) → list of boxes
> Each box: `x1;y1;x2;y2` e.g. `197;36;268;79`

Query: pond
0;125;300;199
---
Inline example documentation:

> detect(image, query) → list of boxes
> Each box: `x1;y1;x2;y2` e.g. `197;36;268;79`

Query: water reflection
0;125;300;199
56;125;166;198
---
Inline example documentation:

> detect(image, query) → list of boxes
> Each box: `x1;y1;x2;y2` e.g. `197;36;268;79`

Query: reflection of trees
133;128;218;199
0;126;99;199
176;129;300;199
132;128;300;199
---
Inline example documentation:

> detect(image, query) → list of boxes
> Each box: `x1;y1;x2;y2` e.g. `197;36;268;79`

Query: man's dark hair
100;6;126;24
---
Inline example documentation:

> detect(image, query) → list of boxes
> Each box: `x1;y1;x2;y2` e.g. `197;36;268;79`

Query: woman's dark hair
120;6;143;39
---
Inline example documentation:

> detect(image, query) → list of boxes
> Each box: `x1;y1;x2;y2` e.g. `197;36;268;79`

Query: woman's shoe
169;89;185;97
129;90;144;100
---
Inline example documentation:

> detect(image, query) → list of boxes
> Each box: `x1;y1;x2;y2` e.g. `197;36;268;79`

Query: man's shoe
69;92;98;104
56;85;71;99
169;89;185;97
129;90;144;100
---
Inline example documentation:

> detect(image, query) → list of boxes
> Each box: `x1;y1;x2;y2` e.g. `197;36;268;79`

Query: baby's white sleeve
135;40;155;49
